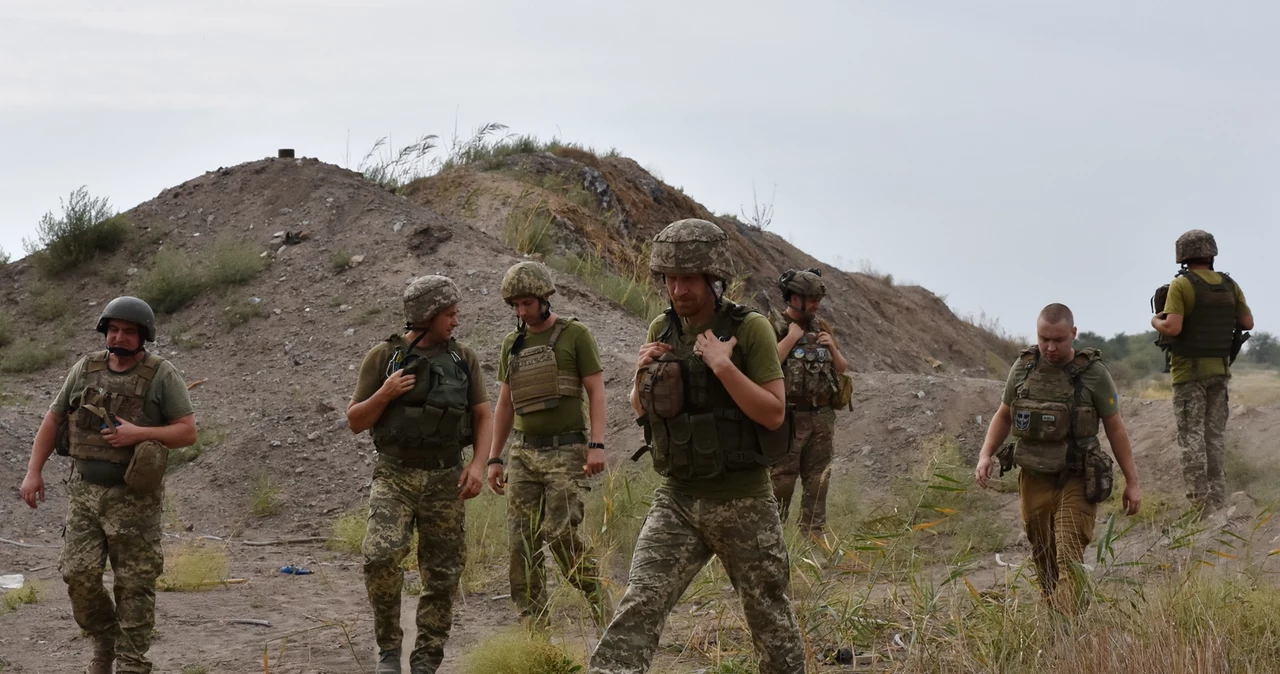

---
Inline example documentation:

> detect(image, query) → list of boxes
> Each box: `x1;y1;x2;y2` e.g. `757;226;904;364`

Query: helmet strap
538;298;552;322
107;345;146;358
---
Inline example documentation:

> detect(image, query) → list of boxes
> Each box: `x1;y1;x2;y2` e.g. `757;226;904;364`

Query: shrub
0;340;63;373
137;249;205;314
23;187;129;275
205;238;267;288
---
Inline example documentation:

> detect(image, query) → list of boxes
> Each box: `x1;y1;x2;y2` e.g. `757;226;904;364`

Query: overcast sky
2;1;1275;340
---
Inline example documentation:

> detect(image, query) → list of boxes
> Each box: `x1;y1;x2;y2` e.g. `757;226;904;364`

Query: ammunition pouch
640;406;791;479
124;440;168;494
836;372;854;411
637;357;684;419
1083;443;1114;504
995;443;1015;477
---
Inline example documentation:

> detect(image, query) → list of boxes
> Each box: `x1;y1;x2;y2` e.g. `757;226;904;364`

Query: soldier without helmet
347;275;494;674
485;260;611;629
588;219;806;674
20;296;197;674
1151;230;1255;511
770;268;849;535
975;303;1142;615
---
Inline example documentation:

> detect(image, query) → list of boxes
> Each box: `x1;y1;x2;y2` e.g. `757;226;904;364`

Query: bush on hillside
137;249;205;314
22;187;130;275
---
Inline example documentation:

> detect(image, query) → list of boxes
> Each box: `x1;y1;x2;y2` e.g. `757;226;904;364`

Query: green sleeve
497;332;517;384
352;344;389;403
573;324;603;377
1235;281;1252;319
462;345;490;407
738;313;784;385
1087;364;1121;418
152;361;195;422
1001;359;1021;406
646;316;664;343
49;359;87;416
1163;275;1192;316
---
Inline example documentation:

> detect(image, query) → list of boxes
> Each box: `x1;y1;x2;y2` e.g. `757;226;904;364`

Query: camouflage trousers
363;459;466;674
506;441;606;625
59;472;165;674
1019;470;1097;615
1173;375;1230;508
588;488;806;674
770;407;835;532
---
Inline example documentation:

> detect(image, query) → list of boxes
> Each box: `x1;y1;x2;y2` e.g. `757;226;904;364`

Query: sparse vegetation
169;423;227;468
22;187;130;275
2;582;40;612
504;197;557;257
857;258;894;286
462;629;584;674
250;469;282;517
137;248;205;314
158;543;231;592
0;246;9;265
327;509;368;555
740;184;776;232
0;340;63;373
546;250;665;322
180;665;210;674
222;298;264;329
0;312;12;348
205;237;267;288
27;284;69;323
330;248;354;271
358;133;441;190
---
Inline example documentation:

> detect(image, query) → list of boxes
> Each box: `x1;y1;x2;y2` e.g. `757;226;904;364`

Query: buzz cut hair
1038;303;1075;327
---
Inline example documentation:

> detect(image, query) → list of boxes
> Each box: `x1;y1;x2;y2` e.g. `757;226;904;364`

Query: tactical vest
371;335;473;464
773;313;839;408
508;318;583;415
1168;270;1238;360
642;302;791;479
69;352;165;464
1008;346;1102;475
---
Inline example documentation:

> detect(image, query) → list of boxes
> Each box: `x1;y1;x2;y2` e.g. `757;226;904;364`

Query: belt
514;431;586;449
377;453;460;470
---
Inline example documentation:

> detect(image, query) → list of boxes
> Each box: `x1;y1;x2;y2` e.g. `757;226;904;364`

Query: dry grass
1230;369;1280;407
250;469;282;517
2;582;41;612
158;542;231;592
461;629;584;674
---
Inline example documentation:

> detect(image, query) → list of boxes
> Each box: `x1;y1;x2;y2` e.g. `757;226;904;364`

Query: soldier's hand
787;322;804;341
102;418;145;448
1122;482;1142;516
20;472;45;509
816;332;835;348
975;455;995;489
584;447;606;477
487;463;506;495
695;331;736;372
635;342;673;372
458;462;484;500
377;370;416;401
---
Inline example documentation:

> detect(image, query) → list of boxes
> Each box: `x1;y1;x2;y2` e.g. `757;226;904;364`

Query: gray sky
2;1;1275;340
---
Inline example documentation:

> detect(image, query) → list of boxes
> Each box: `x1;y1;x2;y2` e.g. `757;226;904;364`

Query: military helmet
778;268;826;298
96;296;157;342
501;261;556;303
649;218;732;281
1176;230;1218;264
403;275;461;327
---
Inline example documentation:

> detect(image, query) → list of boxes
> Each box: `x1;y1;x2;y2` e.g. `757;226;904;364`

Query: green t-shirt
51;354;195;482
1001;353;1121;419
352;339;489;406
648;310;784;500
1163;270;1252;384
497;319;602;437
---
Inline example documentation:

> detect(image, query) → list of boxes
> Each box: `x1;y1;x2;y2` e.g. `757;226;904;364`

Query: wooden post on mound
278;149;295;158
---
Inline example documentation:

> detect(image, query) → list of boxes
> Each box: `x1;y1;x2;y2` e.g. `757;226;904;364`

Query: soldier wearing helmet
20;296;197;674
1152;230;1255;510
589;219;806;674
484;261;610;629
769;268;848;535
346;275;494;674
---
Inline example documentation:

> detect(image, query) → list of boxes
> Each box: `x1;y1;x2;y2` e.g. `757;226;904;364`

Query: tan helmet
1175;230;1218;264
649;218;732;281
778;268;826;299
501;261;556;303
403;275;461;327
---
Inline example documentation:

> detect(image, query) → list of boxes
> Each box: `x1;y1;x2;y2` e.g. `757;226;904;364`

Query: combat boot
85;638;114;674
375;648;401;674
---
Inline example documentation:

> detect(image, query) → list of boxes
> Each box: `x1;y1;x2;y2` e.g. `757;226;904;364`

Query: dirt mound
405;152;1017;375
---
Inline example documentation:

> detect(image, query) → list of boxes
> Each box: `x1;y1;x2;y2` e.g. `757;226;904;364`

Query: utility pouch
637;357;684;419
124;440;168;494
1083;445;1115;504
995;443;1015;477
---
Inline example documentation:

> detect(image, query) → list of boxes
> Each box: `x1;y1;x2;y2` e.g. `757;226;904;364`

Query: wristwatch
588;442;605;450
486;457;504;466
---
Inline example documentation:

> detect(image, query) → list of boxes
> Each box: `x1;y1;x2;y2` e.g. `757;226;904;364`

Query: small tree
22;187;128;274
1245;331;1279;367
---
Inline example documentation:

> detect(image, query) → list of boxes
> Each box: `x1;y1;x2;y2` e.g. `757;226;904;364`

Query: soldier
20;296;197;674
770;268;848;535
588;219;806;674
485;260;609;628
1151;230;1254;510
975;303;1142;614
347;275;494;674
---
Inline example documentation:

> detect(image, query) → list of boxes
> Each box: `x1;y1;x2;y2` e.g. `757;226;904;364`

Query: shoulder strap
132;353;165;396
546;317;572;349
85;350;109;373
657;307;682;343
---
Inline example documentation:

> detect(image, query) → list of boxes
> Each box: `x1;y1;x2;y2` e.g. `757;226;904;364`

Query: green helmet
96;296;157;342
1176;230;1218;264
778;268;826;299
649;218;732;281
403;275;461;327
501;261;556;303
